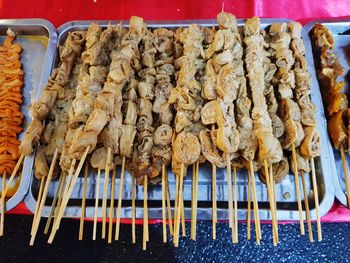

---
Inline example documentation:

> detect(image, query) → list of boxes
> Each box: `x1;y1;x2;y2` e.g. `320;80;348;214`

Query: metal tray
24;19;335;221
0;19;57;211
304;20;350;207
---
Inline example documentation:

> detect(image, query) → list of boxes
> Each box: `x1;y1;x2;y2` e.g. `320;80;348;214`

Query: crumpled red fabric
1;0;350;222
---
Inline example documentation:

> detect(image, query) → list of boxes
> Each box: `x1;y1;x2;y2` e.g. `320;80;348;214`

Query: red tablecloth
2;0;350;222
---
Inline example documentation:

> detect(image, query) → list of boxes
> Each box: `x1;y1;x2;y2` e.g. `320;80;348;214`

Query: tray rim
304;19;350;208
24;18;335;221
1;18;58;212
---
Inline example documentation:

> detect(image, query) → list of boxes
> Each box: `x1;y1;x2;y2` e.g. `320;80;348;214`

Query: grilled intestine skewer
310;24;350;211
244;16;285;244
148;28;176;242
168;24;204;247
289;22;322;241
266;22;305;236
111;17;145;243
48;23;116;243
87;24;125;240
29;31;86;245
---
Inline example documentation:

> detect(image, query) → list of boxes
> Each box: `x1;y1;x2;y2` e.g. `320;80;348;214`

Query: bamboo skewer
31;176;45;235
62;159;77;197
301;171;314;243
0;153;24;236
263;160;277;246
174;163;184;247
247;174;251;240
249;160;261;245
92;168;101;241
311;157;322;241
30;148;59;246
0;171;6;236
291;143;305;235
131;172;136;244
190;163;195;240
226;155;234;230
79;162;89;240
340;145;350;209
101;148;112;239
165;167;173;236
48;146;90;244
142;175;148;250
270;165;279;244
233;165;238;243
44;175;63;235
174;171;179;241
181;191;186;237
115;156;125;241
108;166;116;244
162;164;167;243
212;163;217;240
53;174;66;228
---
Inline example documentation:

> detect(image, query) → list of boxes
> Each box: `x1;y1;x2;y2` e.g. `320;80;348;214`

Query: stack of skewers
9;12;325;248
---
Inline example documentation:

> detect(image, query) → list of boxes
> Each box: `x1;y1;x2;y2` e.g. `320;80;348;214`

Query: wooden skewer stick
165;166;173;236
162;164;167;243
181;189;186;237
212;163;217;240
270;165;279;244
340;145;350;209
310;157;322;241
0;171;7;237
108;166;116;244
263;160;277;246
30;148;59;246
52;174;67;229
79;162;89;240
291;143;305;235
131;172;136;244
301;171;314;243
62;159;77;198
226;155;234;232
115;156;125;241
190;163;195;240
48;146;90;244
44;174;63;235
146;178;149;243
0;153;24;236
247;173;251;240
142;175;148;250
249;160;261;245
31;176;46;235
174;163;184;247
233;165;238;243
102;147;112;239
174;171;179;242
92;168;101;241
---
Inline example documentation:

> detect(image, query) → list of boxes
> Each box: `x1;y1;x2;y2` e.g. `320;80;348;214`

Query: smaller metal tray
0;19;57;211
304;20;350;208
24;19;335;222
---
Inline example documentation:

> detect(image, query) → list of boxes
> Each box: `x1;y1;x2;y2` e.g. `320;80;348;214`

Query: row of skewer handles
0;12;327;249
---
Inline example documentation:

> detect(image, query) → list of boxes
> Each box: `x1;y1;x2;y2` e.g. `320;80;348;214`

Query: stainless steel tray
24;19;335;221
304;20;350;207
0;19;57;211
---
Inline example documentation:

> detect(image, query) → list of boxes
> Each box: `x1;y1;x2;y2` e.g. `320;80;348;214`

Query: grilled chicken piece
120;124;137;158
259;156;289;184
19;119;45;156
173;132;201;165
300;126;321;158
154;124;172;146
199;130;225;168
34;146;49;180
